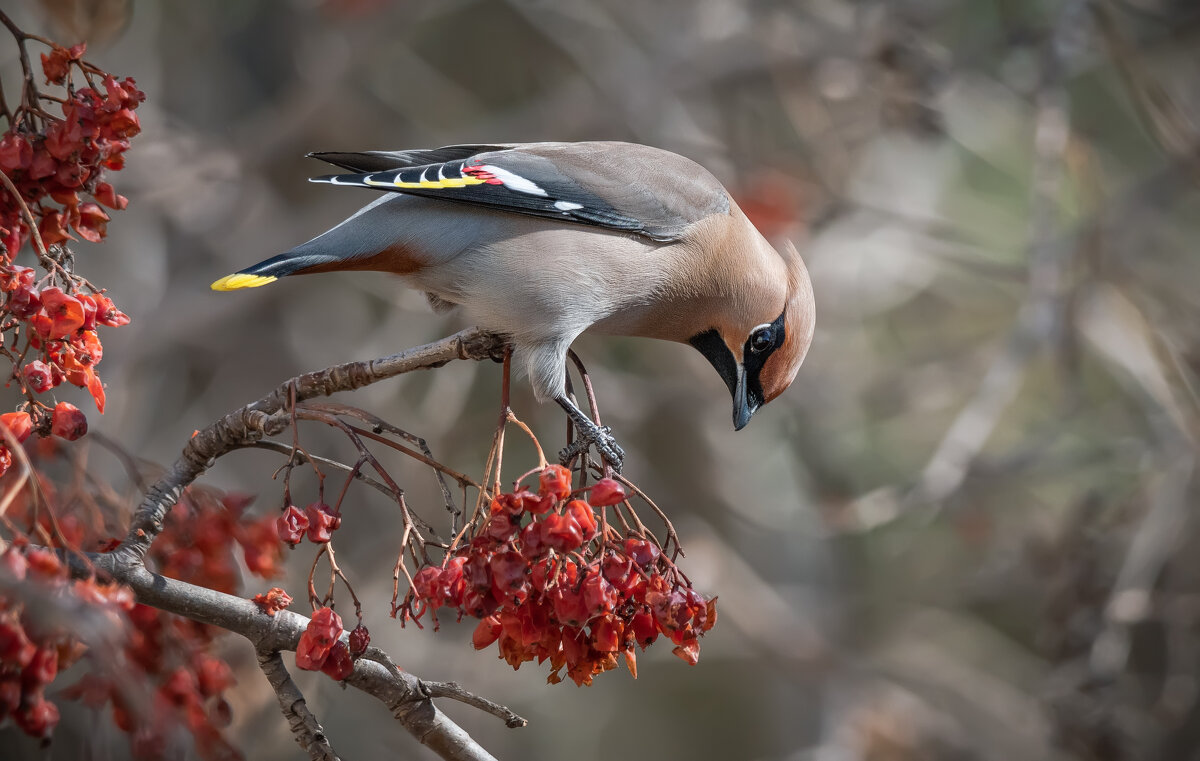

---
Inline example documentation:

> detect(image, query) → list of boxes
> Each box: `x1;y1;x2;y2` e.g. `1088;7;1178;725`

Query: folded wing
307;141;730;243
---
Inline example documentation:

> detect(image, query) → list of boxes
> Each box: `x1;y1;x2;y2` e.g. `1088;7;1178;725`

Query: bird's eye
749;325;774;353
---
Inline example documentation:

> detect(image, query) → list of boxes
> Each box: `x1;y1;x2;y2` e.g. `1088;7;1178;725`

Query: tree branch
71;327;514;759
420;680;529;729
112;327;507;566
256;649;341;761
86;559;504;761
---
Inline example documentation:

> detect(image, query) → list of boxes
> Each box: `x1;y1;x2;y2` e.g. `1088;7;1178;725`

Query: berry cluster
293;606;371;682
0;42;142;254
90;488;276;759
275;501;342;546
0;545;131;739
0;467;281;756
0;38;140;475
401;466;716;686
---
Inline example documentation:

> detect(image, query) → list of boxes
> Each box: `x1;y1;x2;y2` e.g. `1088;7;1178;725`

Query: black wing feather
307;145;513;174
307;142;730;242
312;156;656;238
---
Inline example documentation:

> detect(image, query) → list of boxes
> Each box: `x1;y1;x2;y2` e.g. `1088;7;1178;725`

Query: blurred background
6;0;1200;759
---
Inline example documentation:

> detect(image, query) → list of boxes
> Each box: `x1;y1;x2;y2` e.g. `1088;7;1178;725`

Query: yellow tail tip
211;273;278;291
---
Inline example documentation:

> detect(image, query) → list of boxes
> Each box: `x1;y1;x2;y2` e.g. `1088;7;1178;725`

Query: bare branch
420;680;528;729
243;440;397;501
256;649;341;761
888;1;1086;514
113;328;507;566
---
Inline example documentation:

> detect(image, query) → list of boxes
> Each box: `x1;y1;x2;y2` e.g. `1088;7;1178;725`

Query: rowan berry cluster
100;487;279;759
0;41;142;253
400;466;716;686
293;606;371;682
0;35;139;476
0;545;131;739
0;462;281;757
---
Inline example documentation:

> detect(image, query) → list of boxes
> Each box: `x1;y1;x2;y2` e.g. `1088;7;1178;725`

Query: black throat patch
689;329;738;398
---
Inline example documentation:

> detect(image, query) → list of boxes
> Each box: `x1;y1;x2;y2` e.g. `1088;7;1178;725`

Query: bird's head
688;241;815;430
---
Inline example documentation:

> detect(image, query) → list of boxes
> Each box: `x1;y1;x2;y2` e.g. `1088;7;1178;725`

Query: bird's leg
555;396;624;472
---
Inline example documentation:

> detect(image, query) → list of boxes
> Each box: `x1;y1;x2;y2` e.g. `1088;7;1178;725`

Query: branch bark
257;649;341;761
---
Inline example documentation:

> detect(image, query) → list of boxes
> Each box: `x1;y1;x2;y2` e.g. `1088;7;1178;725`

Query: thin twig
114;328;506;565
420;680;528;729
242;440;396;500
304;402;462;522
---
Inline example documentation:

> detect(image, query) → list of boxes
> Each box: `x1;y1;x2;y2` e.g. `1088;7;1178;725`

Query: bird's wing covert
308;142;730;242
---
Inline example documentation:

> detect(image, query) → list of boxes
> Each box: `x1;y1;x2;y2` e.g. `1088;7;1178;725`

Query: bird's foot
559;423;624;473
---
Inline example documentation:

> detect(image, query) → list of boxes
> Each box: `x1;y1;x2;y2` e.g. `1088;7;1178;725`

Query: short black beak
732;364;755;431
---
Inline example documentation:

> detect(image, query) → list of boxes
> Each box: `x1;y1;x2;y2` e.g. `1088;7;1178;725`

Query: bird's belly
405;228;676;341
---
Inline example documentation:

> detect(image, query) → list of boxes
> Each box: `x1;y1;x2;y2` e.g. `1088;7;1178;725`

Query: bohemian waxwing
213;141;815;470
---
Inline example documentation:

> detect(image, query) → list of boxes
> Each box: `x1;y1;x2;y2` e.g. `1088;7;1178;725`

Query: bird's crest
759;240;815;404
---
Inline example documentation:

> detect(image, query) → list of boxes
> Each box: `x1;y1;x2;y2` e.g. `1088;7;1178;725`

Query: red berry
50;402;87;440
537;464;572;501
77;294;98;330
92;294;130;326
275;504;308;546
565;499;598;541
590;616;623;653
412;566;443;607
0;619;36;668
548;583;589;628
488;551;530;606
7;285;41;319
295;607;343;671
587;478;626;507
251;587;293;616
39;288;86;339
541;512;583;552
14;698;60;738
581;569;617;615
21;647;58;689
435;557;467;609
472;615;502;650
485;511;518;543
320;640;354;681
624;538;660;569
672;639;700;666
92;181;128;210
0;549;28;581
193;654;233;698
518;520;546;559
0;411;33;443
630;609;658;648
303;502;338;543
348;624;370;657
601;553;637;598
73;202;109;243
0;133;32;172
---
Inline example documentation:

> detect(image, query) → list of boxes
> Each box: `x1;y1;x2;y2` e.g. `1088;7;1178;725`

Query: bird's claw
558;424;625;472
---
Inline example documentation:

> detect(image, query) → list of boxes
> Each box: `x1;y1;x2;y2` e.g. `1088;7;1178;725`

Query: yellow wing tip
211;273;278;291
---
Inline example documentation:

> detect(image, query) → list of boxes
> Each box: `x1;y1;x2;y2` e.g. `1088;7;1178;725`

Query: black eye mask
689;307;786;429
740;310;786;412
